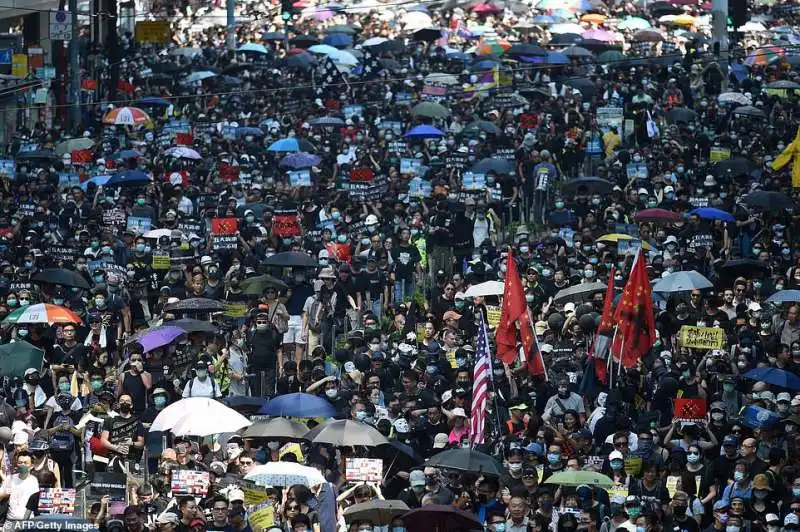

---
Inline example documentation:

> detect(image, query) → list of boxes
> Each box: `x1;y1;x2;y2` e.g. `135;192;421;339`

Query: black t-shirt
105;414;145;460
664;515;701;532
358;269;387;299
390;244;421;282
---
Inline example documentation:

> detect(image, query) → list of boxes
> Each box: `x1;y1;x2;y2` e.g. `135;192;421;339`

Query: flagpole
526;308;548;381
482;313;503;440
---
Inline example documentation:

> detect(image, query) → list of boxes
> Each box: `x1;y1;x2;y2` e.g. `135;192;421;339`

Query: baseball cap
433;433;449;449
767;514;780;524
228;489;245;503
712;500;729;510
610;450;624;461
410;470;426;487
12;431;28;446
786;514;799;527
723;435;738;446
778;392;792;403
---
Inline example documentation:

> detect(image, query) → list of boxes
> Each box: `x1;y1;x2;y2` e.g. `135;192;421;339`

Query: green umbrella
544;470;614;487
411;101;451;118
240;274;289;296
0;341;44;378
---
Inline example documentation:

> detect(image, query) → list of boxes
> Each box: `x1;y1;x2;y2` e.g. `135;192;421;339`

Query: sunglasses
287;505;299;510
614;442;628;448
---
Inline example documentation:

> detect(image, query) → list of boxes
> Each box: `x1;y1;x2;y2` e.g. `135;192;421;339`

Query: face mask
584;269;595;278
542;269;552;277
94;275;104;283
426;365;437;375
753;248;762;256
95;298;105;307
19;299;29;307
555;201;565;209
611;459;624;470
196;369;207;379
256;323;268;331
355;411;367;422
392;528;406;532
525;294;534;303
495;525;506;532
726;527;740;532
245;215;255;223
6;298;16;307
118;403;131;414
648;200;658;208
547;453;560;464
637;527;646;532
558;388;569;398
508;462;522;472
711;412;725;421
592;198;601;205
673;506;687;517
154;396;167;408
17;465;29;476
687;453;700;464
136;243;146;252
18;329;28;337
627;507;640;519
754;489;768;499
53;298;64;306
493;369;504;376
325;389;338;399
737;361;747;369
734;471;745;482
136;198;146;206
520;246;529;254
793;488;800;497
58;382;70;393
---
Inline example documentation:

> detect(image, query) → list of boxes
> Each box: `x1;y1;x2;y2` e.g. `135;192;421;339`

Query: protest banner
288;170;312;188
127;216;152;233
679;326;725;349
710;147;731;162
279;442;304;462
248;503;275;530
674;398;707;423
152;252;171;270
485;306;502;328
102;208;127;228
0;160;16;180
345;458;383;482
171;470;211;496
623;457;642;476
38;488;76;514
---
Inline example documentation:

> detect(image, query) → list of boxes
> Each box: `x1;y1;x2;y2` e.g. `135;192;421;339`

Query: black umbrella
649;1;683;15
290;35;320;48
378;58;402;72
412;28;443;42
462;120;502;135
344;500;410;526
718;259;770;280
373;39;404;54
165;298;227;312
563;78;598;97
733;105;766;118
235;203;266;217
32;268;90;289
240;274;289;296
508;43;547;56
554;282;608;304
286;54;313;69
563;45;593;58
263;251;318;268
579;38;619;51
373;440;424;474
16;150;60;162
743;190;794;211
712;157;754;177
550;33;583;45
665;107;697;123
562;176;614;194
310;116;346;127
470;158;514;174
164;318;218;333
402;505;482;532
426;447;505;476
0;341;44;378
151;62;183;74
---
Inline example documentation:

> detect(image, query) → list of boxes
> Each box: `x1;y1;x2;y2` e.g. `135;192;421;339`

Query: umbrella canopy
263;251;319;268
343;500;409;526
718;92;751;105
411;101;451;118
463;280;505;297
240;274;289;296
323;33;353;47
563;45;593;58
652;271;713;293
245;462;326;487
0;341;44;378
711;157;754;177
125;326;185;353
665;107;697;123
223;396;269;414
462;121;502;135
3;304;82;325
596;234;654;251
308;44;339;55
743;367;800;390
412;27;443;42
427;448;505;476
164;146;202;160
470;158;514;174
402;505;482;532
31;269;90;289
562;176;614;194
163;318;217;333
766;290;800;304
508;43;547;56
164;297;227;312
267;138;316;153
632;208;682;223
237;42;269;54
103;106;151;125
55;138;94;155
544;470;614;487
150;397;246;432
303;419;389;446
310;116;345;127
632;29;665;42
553;282;607;304
718;259;770;280
404;125;445;139
263;392;338;417
373;440;424;474
618;16;651;29
733;105;767;118
689;207;735;222
172;404;251;436
280;152;321;169
105;169;152;188
242;417;310;439
743;191;794;211
550;23;584;34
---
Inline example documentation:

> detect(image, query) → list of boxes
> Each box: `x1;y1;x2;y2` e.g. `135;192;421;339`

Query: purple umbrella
127;326;185;353
280;152;322;169
581;29;618;42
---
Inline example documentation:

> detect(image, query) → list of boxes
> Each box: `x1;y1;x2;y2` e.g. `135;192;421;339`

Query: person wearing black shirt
276;360;303;395
359;256;389;317
390;228;421;303
51;324;89;371
99;394;145;472
247;312;278;398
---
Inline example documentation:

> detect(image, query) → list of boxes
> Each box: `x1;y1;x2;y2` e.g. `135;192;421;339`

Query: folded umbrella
344;500;409;526
242;417;309;439
303;419;389;446
426;448;505;476
263;392;338;417
743;367;800;390
245;462;326;487
652;271;713;293
32;269;90;289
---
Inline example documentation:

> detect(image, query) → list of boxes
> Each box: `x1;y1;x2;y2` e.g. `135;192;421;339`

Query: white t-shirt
182;377;221;398
2;473;39;520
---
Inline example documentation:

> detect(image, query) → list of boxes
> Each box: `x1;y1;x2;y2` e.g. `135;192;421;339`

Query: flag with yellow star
611;251;656;368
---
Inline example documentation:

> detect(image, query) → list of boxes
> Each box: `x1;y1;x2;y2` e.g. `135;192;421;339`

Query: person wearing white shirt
0;451;39;524
182;360;221;398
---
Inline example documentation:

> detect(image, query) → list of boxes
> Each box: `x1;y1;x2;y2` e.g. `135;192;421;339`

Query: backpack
308;298;324;333
49;413;75;452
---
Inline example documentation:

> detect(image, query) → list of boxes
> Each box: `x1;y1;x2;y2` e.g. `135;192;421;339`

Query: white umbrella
549;23;584;34
328;49;359;66
738;21;766;32
143;228;173;239
164;146;202;160
150;397;242;433
308;44;339;55
171;405;251;437
362;36;387;47
183;71;216;84
652;271;713;293
464;280;505;297
245;462;326;487
402;11;432;30
718;92;751;105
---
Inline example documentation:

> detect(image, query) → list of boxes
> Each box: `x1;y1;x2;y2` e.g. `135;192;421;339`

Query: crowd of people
2;0;800;530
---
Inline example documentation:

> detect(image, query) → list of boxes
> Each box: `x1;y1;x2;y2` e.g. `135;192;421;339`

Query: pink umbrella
581;29;617;42
472;2;501;14
311;8;335;20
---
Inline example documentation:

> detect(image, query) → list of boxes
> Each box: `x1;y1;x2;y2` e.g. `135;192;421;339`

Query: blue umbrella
117;149;142;160
545;52;570;65
281;152;322;169
238;42;269;54
533;15;555;24
766;290;800;304
236;126;264;138
105;169;152;187
267;138;316;152
470;58;501;71
323;33;353;47
287;54;313;69
690;207;735;222
183;71;216;83
310;116;345;127
404;125;445;139
80;175;111;190
652;271;713;293
262;392;338;417
743;367;800;390
742;405;780;429
139;96;171;106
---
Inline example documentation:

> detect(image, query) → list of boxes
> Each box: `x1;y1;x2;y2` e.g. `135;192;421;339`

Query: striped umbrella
745;46;785;66
3;304;82;325
103;106;150;125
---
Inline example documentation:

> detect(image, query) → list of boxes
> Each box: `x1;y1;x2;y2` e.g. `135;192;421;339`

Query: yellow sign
766;88;789;99
445;348;456;369
278;442;304;463
242;486;269;506
607;486;629;499
11;54;27;78
679;326;725;350
415;324;426;342
666;475;679;498
710;147;731;162
486;306;501;329
135;21;171;44
152;253;171;270
248;503;275;531
623;456;642;476
224;303;248;318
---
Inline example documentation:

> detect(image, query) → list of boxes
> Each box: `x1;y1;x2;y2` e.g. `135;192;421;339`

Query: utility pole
712;0;729;89
227;0;235;51
69;0;80;129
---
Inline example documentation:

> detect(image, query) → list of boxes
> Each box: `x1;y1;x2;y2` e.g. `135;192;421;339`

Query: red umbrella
472;2;501;13
632;208;683;223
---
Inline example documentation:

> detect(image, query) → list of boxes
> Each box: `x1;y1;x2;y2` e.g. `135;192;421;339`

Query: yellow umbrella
672;14;696;25
581;13;607;24
596;234;654;251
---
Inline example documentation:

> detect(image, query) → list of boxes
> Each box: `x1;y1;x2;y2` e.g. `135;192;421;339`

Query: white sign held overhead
49;11;72;41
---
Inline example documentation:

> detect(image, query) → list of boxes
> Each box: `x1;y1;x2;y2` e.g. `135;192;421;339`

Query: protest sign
171;470;211;496
152;252;171;270
617;239;642;254
248;504;275;531
626;162;648;180
486;306;502;329
225;303;248;318
126;216;152;233
221;125;237;140
689;197;709;208
679;326;725;349
596;107;624;133
89;472;127;517
710;147;731;162
279;442;304;462
238;479;270;506
345;458;383;482
674;398;707;423
400;158;422;175
219;163;240;182
51;246;79;262
58;172;79;187
343;104;363;118
408;177;432;198
38;488;76;514
623;457;642;476
0;160;16;180
288;170;312;188
666;476;679;498
102;208;127;228
462;172;486;191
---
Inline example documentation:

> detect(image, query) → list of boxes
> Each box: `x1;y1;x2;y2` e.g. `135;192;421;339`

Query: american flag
470;314;491;445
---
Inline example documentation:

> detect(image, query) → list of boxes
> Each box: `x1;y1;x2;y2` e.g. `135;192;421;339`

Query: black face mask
673;505;688;517
118;403;132;414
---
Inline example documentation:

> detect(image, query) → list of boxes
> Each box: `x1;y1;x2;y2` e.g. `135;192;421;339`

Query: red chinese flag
71;149;93;164
219;163;240;182
211;217;238;235
81;79;97;91
271;212;301;238
164;171;189;187
495;249;529;365
350;167;374;182
611;252;656;368
175;133;194;146
519;114;538;129
588;266;615;384
674;398;707;421
326;242;352;263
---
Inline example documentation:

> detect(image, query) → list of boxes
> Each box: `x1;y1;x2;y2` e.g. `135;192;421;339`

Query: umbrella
164;146;202;160
263;392;338;417
551;34;583;45
3;304;82;325
463;280;505;297
553;282;607;304
0;341;44;378
262;31;285;40
182;71;217;84
310;116;345;127
236;127;264;138
689;207;735;222
104;169;152;188
326;24;358;35
665;107;697;123
718;259;770;279
563;45;593;58
562;176;614;194
290;35;321;47
238;42;269;54
31;269;90;289
323;33;353;47
412;28;443;42
743;367;800;390
632;29;665;42
427;448;504;476
373;440;424;474
80;175;111;190
263;251;318;268
116;149;142;160
286;53;313;69
544;470;614;487
125;326;185;353
303;419;389;446
402;505;482;532
402;11;433;29
373;39;404;54
743;191;794;211
718;92;751;105
508;43;547;56
583;29;618;43
223;396;269;414
712;158;754;177
308;44;339;55
164;318;217;333
545;52;570;65
766;290;800;304
618;16;651;30
171;404;251;437
596;234;654;251
632;208;682;223
745;46;785;66
596;49;625;63
240;274;289;296
150;397;248;432
103;106;151;125
733;105;766;118
652;271;713;293
411;101;451;118
280;152;321;169
242;417;310;439
404;125;445;139
164;298;227;312
767;80;800;90
550;23;584;34
55;138;94;155
344;501;409;526
362;36;387;47
470;158;514;174
581;13;607;24
267;138;316;153
328;49;359;66
245;462;326;487
462;121;502;135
